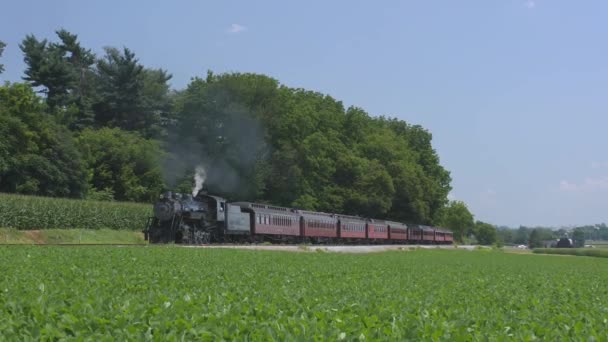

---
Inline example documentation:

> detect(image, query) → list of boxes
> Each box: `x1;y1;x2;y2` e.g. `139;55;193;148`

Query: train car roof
385;221;408;229
368;219;388;226
230;202;299;215
299;211;338;222
335;214;366;223
435;228;453;234
407;224;434;232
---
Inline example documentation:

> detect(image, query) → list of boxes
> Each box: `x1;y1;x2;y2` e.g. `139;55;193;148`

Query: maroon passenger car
338;215;367;240
300;211;338;239
387;221;408;241
367;219;389;240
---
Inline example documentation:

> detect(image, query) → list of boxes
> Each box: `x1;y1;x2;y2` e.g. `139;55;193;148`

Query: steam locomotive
144;189;454;245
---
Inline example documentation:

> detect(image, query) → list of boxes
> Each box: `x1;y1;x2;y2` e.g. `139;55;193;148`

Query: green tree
496;227;515;245
20;30;97;129
0;40;6;74
94;47;172;137
76;127;165;202
436;201;474;242
572;228;585;248
20;30;95;110
172;72;277;200
0;83;87;197
514;226;530;245
528;229;543;248
474;221;497;245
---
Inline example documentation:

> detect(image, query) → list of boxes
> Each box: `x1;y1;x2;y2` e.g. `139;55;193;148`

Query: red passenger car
444;230;454;244
420;225;435;244
435;228;453;244
408;225;423;243
434;229;446;243
387;221;408;241
300;211;338;239
367;219;389;240
338;215;367;240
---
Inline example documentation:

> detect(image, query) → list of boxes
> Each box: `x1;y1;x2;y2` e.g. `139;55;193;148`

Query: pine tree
0;41;6;74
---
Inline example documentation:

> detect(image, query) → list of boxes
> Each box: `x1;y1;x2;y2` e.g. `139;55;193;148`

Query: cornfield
0;193;151;230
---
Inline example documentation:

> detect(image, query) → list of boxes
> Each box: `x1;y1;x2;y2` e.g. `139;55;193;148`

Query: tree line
0;30;500;242
498;223;608;248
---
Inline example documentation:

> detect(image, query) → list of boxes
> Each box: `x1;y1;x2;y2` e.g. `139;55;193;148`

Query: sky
1;0;607;227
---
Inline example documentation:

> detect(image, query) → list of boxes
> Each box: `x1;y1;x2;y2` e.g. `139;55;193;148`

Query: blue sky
1;0;607;227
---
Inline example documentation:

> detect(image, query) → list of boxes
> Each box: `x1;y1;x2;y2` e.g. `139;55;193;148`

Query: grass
533;247;608;258
1;248;607;340
0;228;146;244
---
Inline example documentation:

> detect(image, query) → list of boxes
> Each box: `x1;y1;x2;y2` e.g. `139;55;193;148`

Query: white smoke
192;165;207;196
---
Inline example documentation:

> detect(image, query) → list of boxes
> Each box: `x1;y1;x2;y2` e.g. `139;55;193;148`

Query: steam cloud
161;87;268;201
192;165;206;196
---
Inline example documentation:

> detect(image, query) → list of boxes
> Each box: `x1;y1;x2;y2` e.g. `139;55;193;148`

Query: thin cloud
227;24;247;34
560;177;608;192
524;0;536;9
591;161;608;169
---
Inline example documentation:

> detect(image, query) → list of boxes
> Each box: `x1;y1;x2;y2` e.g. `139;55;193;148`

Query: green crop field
0;193;151;231
1;248;607;340
534;248;608;258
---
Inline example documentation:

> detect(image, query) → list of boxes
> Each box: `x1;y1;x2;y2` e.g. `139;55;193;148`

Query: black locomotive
144;189;454;245
146;189;230;244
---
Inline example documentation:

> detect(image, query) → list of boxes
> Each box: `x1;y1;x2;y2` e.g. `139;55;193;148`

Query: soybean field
1;247;607;340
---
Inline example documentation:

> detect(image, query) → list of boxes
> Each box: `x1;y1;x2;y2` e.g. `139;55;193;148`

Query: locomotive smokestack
192;165;207;196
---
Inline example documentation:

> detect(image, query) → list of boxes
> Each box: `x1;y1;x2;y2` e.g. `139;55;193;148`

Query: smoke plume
161;77;270;201
192;165;206;196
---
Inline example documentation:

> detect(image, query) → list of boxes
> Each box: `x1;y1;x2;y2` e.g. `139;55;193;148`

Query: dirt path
22;230;45;244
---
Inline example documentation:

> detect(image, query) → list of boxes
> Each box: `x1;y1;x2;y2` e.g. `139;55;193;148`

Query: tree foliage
20;29;96;127
0;83;87;197
5;29;462;227
572;228;585;248
76;127;165;202
435;200;474;242
528;229;543;248
0;40;6;74
474;221;497;245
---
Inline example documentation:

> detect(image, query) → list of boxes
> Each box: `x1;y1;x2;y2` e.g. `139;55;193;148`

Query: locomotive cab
194;190;226;223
